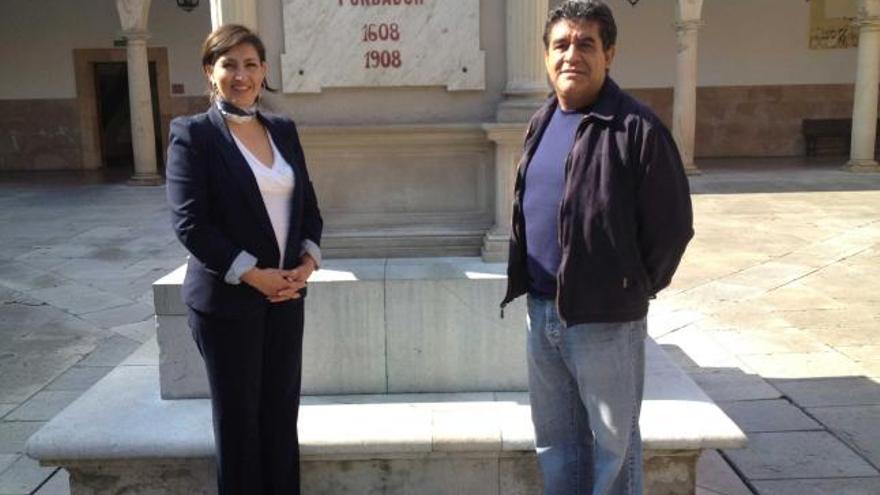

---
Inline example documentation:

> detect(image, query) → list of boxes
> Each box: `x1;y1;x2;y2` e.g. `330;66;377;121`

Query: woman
166;24;322;495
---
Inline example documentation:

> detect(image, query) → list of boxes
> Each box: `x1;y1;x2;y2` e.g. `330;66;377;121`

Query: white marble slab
281;0;485;92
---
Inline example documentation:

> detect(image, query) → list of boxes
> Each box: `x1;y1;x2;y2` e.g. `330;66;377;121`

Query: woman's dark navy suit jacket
165;105;323;317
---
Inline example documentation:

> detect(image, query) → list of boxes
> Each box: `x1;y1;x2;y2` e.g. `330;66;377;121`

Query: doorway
93;62;163;170
74;48;172;172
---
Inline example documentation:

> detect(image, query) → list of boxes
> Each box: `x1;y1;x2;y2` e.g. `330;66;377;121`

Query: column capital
854;16;880;30
116;0;151;32
120;30;150;42
675;0;704;23
674;20;704;32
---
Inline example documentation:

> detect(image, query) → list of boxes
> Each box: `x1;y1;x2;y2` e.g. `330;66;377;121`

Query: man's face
544;19;615;111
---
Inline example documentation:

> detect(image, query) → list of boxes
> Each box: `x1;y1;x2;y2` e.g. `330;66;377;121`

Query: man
500;1;694;494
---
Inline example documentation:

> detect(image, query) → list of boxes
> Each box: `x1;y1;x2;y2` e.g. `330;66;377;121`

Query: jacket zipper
555;116;592;326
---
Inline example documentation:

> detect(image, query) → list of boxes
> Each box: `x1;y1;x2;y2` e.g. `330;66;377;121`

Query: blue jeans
526;296;647;495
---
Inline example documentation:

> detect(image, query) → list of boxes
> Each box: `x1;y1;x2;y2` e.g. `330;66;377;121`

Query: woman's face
205;42;267;108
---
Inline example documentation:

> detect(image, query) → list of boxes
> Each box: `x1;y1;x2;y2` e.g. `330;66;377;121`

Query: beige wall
0;1;859;101
589;0;859;89
0;0;211;100
0;0;866;171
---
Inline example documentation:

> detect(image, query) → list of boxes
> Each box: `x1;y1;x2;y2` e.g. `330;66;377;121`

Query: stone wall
0;95;207;172
0;99;81;171
631;83;855;158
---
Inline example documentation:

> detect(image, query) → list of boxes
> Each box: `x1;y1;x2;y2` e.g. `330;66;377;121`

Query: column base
128;173;165;186
481;232;509;262
844;159;880;173
496;96;546;123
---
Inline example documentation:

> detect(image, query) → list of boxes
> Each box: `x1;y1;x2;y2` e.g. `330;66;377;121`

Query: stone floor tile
4;392;80;422
0;406;14;420
761;282;845;311
688;369;781;402
78;302;154;330
809;405;880;468
109;319;156;344
32;469;68;495
0;456;16;477
0;340;95;404
771;376;880;407
120;337;158;366
44;366;112;392
785;310;880;346
721;261;816;292
0;456;56;495
738;351;867;379
74;334;141;367
0;422;45;454
656;326;751;370
724;431;878;480
0;262;67;294
25;285;131;317
695;450;752;495
857;361;880;377
836;345;880;369
719;399;822;433
753;477;880;495
708;327;831;355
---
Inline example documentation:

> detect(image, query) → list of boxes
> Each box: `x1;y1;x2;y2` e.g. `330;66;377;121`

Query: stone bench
27;257;746;494
801;118;880;157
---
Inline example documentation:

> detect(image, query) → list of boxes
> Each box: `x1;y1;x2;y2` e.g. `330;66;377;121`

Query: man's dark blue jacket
502;78;694;325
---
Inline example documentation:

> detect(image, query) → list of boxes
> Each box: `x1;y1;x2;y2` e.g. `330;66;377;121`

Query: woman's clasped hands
240;255;317;303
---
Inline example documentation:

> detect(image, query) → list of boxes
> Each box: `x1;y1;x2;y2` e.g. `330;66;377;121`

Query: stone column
673;0;704;175
847;0;880;172
116;0;163;185
209;0;258;30
496;0;550;122
483;0;549;261
481;125;523;262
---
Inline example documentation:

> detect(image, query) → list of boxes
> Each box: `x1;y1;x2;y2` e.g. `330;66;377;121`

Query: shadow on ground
662;343;880;495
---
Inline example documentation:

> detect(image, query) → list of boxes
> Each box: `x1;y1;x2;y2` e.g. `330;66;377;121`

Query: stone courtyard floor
0;159;878;494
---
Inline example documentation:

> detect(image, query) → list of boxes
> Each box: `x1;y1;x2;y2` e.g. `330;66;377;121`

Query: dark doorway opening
93;62;163;171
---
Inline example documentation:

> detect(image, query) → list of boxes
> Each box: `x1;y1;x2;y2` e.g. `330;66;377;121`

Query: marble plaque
281;0;485;93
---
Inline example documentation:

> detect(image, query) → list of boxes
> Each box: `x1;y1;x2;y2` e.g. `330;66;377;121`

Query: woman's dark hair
543;0;617;50
201;24;276;96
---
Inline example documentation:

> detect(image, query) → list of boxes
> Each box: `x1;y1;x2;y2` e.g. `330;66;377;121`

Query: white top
231;132;294;267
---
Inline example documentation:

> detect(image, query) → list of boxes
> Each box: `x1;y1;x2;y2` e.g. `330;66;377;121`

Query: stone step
27;338;746;494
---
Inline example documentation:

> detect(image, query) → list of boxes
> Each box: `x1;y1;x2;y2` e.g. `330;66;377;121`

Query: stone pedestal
482;124;524;262
209;0;257;30
847;0;880;173
496;0;549;122
673;0;704;176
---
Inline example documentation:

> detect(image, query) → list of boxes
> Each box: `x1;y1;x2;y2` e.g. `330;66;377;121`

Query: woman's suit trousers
189;298;304;495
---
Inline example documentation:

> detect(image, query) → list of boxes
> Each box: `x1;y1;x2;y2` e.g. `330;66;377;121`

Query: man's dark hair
543;0;617;50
